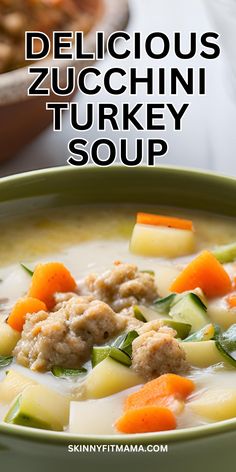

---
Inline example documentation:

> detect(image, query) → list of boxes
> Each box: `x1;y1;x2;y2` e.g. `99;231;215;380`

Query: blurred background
0;0;236;177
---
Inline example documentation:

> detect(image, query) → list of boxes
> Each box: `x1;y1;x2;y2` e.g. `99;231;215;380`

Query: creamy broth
1;205;236;435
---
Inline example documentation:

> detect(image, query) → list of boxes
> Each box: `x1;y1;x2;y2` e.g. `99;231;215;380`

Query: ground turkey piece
131;329;189;381
83;262;158;312
14;296;125;372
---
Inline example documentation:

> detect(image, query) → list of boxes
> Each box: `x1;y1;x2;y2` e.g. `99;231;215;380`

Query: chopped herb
0;355;13;368
20;264;34;277
51;366;87;378
140;270;155;276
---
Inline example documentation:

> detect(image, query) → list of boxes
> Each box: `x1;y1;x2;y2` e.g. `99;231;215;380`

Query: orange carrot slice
7;297;47;332
115;406;176;434
28;262;76;309
227;293;236;309
124;374;194;411
136;213;193;231
170;250;232;298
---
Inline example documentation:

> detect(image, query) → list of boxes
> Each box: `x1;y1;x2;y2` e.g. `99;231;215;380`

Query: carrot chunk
170;250;232;298
125;374;195;411
28;262;76;309
115;406;176;434
227;294;236;309
7;297;47;332
136;213;193;231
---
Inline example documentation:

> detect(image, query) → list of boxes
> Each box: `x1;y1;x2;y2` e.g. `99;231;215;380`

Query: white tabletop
1;0;236;177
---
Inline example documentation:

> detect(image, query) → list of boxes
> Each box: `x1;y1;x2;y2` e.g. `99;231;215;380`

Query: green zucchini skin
133;305;191;339
184;323;216;342
169;293;208;333
215;324;236;367
213;242;236;264
92;346;131;368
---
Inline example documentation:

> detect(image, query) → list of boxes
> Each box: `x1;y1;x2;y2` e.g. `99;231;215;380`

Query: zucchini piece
134;305;191;339
92;346;111;368
112;330;138;351
92;331;138;368
130;223;195;258
181;340;226;367
116;330;139;356
184;323;216;342
213;242;236;264
169;293;208;333
133;306;147;322
4;384;70;431
153;294;176;314
134;305;165;322
189;389;236;421
92;346;131;368
109;347;131;366
162;319;191;339
84;357;142;399
5;395;51;430
0;369;36;404
0;322;21;356
215;324;236;367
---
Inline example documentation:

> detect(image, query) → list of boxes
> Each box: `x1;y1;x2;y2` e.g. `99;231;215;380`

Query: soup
1;204;236;435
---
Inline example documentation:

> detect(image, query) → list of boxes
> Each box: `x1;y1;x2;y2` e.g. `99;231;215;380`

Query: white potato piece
0;369;36;404
70;391;124;435
189;388;236;421
154;264;181;297
181;341;225;368
208;300;236;330
130;224;195;258
84;357;142;399
0;322;20;356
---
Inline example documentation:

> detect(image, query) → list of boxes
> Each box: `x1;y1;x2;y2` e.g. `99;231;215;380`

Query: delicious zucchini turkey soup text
1;205;236;435
26;31;221;165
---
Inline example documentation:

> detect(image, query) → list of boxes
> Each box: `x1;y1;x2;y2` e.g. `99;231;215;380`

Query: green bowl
0;165;236;472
